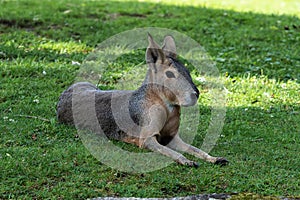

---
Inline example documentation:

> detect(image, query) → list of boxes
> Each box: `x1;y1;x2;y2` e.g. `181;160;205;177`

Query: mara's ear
146;33;165;72
162;35;177;59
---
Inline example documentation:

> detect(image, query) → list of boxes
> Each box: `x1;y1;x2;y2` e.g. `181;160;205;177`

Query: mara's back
57;82;137;141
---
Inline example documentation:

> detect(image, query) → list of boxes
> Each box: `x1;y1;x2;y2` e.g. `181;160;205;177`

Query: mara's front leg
143;136;199;167
167;135;229;166
139;105;198;167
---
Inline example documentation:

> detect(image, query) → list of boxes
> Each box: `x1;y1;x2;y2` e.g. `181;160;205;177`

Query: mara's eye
165;71;176;78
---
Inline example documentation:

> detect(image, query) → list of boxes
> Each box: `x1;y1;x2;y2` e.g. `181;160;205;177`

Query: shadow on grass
0;0;300;81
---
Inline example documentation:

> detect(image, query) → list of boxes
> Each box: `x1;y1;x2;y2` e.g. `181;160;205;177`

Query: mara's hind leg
167;135;229;166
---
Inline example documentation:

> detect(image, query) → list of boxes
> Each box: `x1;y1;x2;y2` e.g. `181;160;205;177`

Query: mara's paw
185;161;199;168
215;157;229;166
177;156;199;168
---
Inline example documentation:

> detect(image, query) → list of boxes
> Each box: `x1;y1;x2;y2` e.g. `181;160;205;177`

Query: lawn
0;0;299;199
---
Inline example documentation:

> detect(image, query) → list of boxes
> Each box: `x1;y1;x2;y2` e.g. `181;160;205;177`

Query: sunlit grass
38;41;91;54
224;75;300;108
132;0;300;17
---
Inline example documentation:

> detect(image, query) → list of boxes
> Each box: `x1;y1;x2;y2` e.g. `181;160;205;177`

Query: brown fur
57;34;228;167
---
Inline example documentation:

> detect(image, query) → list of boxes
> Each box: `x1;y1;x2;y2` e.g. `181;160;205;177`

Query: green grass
0;0;300;199
136;0;300;18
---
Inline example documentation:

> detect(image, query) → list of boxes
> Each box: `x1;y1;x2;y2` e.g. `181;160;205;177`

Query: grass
136;0;300;18
0;0;300;199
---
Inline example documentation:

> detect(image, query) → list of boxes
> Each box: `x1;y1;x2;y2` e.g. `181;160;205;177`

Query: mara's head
145;33;200;107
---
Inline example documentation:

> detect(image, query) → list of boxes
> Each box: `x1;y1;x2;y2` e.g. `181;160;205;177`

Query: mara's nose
193;87;200;98
190;92;198;102
192;91;199;100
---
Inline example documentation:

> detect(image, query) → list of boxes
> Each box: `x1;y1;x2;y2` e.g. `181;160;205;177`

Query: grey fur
57;34;228;167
